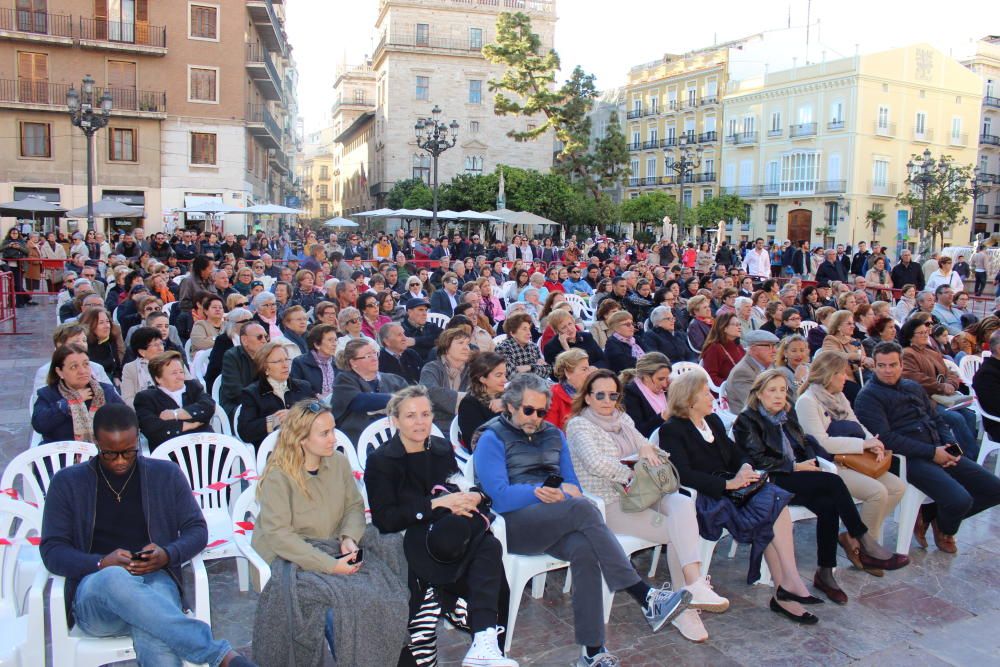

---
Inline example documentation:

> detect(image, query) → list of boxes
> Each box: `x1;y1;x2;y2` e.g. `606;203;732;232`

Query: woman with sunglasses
336;306;377;353
237;342;313;449
603;310;645;374
32;344;124;444
133;350;214;451
330;339;408;443
358;292;391;340
566;370;728;643
378;290;405;323
203;308;254;391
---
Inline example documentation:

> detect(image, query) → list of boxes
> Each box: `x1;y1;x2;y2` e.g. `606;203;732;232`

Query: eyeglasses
98;448;138;461
590;391;621;402
249;334;267;341
364;302;378;308
353;353;378;361
235;301;248;307
519;405;548;418
346;318;361;325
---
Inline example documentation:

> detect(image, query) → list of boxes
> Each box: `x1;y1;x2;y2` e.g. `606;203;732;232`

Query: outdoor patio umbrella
173;201;250;214
353;208;396;217
65;198;144;218
323;217;360;228
245;204;303;215
0;197;66;216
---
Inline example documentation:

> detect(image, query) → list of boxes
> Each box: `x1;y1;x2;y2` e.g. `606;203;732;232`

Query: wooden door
107;59;136;110
17;51;47;104
787;209;812;245
16;0;47;34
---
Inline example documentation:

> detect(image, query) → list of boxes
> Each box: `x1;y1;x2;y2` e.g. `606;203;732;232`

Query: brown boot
931;520;958;554
913;512;929;549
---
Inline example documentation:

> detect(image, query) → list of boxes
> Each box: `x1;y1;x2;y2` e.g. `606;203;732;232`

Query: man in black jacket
850;241;870;277
218;322;267;415
377;322;423;384
855;342;1000;554
401;299;442;363
890;248;925;290
815;249;848;285
973;331;1000;443
39;404;254;667
641;306;694;362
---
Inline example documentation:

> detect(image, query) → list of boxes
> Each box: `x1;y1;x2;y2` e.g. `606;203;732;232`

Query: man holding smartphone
855;342;1000;554
40;403;255;667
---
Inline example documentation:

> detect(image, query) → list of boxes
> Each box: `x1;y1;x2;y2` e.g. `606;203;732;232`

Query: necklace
98;462;137;503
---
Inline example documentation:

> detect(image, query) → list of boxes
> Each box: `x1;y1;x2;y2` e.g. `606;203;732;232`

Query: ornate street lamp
664;134;703;242
67;74;113;233
968;167;993;244
906;148;944;257
415;105;458;231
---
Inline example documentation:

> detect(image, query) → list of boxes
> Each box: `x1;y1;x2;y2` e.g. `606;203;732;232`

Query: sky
286;0;998;133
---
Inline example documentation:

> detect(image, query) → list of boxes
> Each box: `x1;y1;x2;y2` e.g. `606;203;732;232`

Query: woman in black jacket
658;371;817;625
732;369;905;605
641;306;693;363
133;351;215;450
364;385;511;665
236;342;314;449
541;310;604;367
603;310;645;373
621;352;672;437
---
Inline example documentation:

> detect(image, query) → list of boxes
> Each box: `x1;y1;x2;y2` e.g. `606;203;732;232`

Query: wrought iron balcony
913;128;933;142
626;108;642;120
79;17;166;54
815;180;847;194
664;100;677;113
868;180;898;196
642;139;659;150
660;137;676;148
659;175;677;186
246;103;281;149
693;172;716;183
628;177;641;187
246;42;282;101
700;95;719;106
246;0;287;56
789;122;817;138
0;79;165;115
698;131;717;143
767;128;783;138
0;7;73;43
627;142;642;151
981;133;1000;146
984;96;999;109
720;185;760;197
873;121;896;137
640;176;659;186
725;132;758;145
643;107;658;117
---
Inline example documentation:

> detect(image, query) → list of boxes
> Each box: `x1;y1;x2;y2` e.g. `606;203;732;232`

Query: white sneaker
463;627;517;667
672;609;708;643
684;575;730;613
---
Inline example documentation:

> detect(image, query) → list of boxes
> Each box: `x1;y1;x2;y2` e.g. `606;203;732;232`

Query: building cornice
724;75;857;104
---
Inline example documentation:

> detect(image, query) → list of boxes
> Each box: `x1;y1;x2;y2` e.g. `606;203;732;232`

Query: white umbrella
323;217;359;228
173;201;251;214
66;198;144;218
458;210;504;221
353;208;396;217
245;204;303;215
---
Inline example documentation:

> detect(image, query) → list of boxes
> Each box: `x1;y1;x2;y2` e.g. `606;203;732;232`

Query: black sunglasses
520;405;548;418
590;391;621;402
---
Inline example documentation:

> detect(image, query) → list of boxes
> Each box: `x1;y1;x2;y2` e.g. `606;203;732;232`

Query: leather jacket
733;407;824;473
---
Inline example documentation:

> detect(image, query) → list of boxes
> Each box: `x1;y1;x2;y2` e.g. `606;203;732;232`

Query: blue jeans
74;567;231;667
904;456;1000;535
938;406;979;460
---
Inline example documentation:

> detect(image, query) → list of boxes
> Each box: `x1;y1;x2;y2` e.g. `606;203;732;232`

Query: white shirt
925;270;964;293
161;385;186;408
743;248;771;278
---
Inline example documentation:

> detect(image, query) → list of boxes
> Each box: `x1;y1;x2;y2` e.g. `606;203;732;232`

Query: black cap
406;298;430;310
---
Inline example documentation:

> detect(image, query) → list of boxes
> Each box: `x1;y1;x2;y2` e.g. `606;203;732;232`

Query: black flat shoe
769;597;819;625
776;585;824;605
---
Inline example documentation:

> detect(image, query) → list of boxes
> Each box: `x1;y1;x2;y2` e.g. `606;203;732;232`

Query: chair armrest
680;485;699;501
187;553;211;626
582;491;607;520
975;401;1000;425
22;562;48;665
817;458;837;473
232;533;272;590
491;513;509;559
893;453;908;483
49;574;70;639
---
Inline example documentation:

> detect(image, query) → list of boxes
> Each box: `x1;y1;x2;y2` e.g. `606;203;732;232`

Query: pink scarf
612;332;644;359
635;378;667;415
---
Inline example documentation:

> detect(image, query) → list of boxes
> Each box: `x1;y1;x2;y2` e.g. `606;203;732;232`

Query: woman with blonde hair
775;334;810;394
590;298;621;349
685;294;713;351
542;308;604;367
546;348;593;430
795;351;907;556
604;310;645;373
621;352;672;437
252;400;411;666
822;309;870;403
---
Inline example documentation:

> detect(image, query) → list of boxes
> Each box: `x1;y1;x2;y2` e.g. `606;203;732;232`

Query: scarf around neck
635;378;667;415
57;378;106;443
809;384;853;422
759;406;795;471
311;350;335;395
612;332;644;358
580;407;648;458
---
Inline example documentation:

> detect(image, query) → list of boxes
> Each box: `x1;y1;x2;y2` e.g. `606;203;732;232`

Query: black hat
403;510;490;585
406;298;430;310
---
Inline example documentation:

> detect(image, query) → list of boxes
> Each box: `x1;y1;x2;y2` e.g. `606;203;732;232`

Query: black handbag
720;471;769;508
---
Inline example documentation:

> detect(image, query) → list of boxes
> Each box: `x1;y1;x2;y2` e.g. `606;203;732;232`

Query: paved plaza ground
4;304;1000;666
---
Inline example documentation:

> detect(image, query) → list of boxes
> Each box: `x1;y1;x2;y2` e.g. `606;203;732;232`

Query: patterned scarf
612;332;644;359
580;407;648;458
57;378;106;443
759;406;795;471
809;384;853;422
311;350;335;395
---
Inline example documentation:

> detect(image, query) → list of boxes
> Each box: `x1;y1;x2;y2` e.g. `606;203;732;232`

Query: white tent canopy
323;217;360;228
245;204;303;215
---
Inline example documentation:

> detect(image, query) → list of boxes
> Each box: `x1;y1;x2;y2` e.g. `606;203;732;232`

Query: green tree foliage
864;206;887;240
590;112;631;192
620;192;678;225
897;153;974;252
691;194;748;229
386;178;433;210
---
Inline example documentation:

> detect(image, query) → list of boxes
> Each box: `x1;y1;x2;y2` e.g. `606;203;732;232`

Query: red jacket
701;340;745;387
545;383;574;430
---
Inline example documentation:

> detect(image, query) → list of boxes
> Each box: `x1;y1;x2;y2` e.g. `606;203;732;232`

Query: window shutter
17;52;47;103
94;0;107;39
135;0;148;44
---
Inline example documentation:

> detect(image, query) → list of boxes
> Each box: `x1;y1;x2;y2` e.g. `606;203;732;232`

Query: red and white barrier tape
191;470;259;496
1;488;38;507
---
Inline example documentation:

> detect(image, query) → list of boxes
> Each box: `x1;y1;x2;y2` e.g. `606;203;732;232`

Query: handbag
615;451;679;513
722;472;769;508
826;419;892;479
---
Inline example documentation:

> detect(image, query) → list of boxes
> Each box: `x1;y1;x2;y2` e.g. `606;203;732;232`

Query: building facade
298;124;335;220
622;44;737;211
0;0;298;236
368;0;555;206
719;44;982;249
962;36;1000;237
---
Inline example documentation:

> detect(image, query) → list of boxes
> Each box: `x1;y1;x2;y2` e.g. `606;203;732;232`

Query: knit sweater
564;413;639;504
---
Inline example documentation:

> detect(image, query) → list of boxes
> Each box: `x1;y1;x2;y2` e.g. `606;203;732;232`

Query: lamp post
414;105;458;234
67;74;112;233
664;134;703;242
968;167;992;244
906;148;945;257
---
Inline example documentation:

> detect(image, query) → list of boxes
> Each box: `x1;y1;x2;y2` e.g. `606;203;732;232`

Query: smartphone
131;549;153;560
542;474;564;488
351;548;364;565
945;443;963;457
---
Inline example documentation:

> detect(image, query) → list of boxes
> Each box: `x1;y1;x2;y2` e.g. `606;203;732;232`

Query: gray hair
252;291;276;308
324;278;338;292
224;307;252;336
338;306;361;327
386;384;432;419
502;373;551;410
377;321;402;346
452;260;464;272
734;296;752;311
650;305;671;326
991;330;1000;357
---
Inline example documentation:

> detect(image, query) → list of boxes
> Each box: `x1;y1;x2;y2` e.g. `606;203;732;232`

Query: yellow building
720;44;982;249
297;126;335;220
962;36;1000;236
623;43;740;208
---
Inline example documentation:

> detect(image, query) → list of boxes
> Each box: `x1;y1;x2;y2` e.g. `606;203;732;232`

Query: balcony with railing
246;0;287;56
246;103;281;149
643;107;658;117
79;18;166;54
660;137;676;148
663;100;677;113
721;185;760;197
767;128;783;138
815;180;847;194
693;172;717;183
659;175;677;186
682;130;696;144
698;131;717;143
0;79;165;116
246;42;282;101
828;120;845;131
984;96;999;109
0;7;73;44
628;177;640;187
642;139;659;150
868;180;898;197
913;128;933;143
700;95;719;106
375;27;487;60
626;108;642;120
982;133;1000;146
269;148;289;174
640;176;658;186
725;131;758;146
976;204;989;215
980;172;1000;184
789;122;817;138
627;141;642;151
873;121;896;138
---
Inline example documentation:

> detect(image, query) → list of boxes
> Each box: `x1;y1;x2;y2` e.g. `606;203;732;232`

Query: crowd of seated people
18;229;1000;667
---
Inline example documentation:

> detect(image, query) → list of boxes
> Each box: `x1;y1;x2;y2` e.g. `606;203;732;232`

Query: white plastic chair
799;320;818;336
183;338;193;363
191;350;211;386
426;312;450;330
668;361;704;380
210;403;233;437
152;434;256;600
231;405;243;438
973;404;1000;475
492;333;508;347
161;301;175;319
254;428;357;479
230;488;270;589
354;417;444;473
171;274;184;286
891;454;929;554
448;416;471;467
0;497;46;667
958;354;983;388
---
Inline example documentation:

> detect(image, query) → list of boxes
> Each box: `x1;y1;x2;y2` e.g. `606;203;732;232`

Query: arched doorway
787;209;812;245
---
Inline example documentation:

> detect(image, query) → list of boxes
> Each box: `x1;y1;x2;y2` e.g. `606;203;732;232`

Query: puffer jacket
854;376;953;460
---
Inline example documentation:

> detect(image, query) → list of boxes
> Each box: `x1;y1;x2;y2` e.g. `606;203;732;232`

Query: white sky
286;0;997;133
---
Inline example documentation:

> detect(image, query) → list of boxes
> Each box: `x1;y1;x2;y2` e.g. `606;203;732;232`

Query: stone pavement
4;305;1000;666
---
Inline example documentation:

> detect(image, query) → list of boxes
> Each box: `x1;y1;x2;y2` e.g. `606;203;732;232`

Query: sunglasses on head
520;405;548;418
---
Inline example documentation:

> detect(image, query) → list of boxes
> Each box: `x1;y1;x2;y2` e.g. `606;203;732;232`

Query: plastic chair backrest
210;403;233;436
427;312;450;330
959;354;983;386
493;334;508;347
256;429;280;473
669;361;704;380
161;301;175;318
355;418;444;472
1;441;98;506
192;349;211;384
151;433;255;512
799;320;817;335
0;497;41;608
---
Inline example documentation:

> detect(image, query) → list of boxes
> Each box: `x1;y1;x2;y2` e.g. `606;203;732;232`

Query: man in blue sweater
474;375;689;667
40;404;254;667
